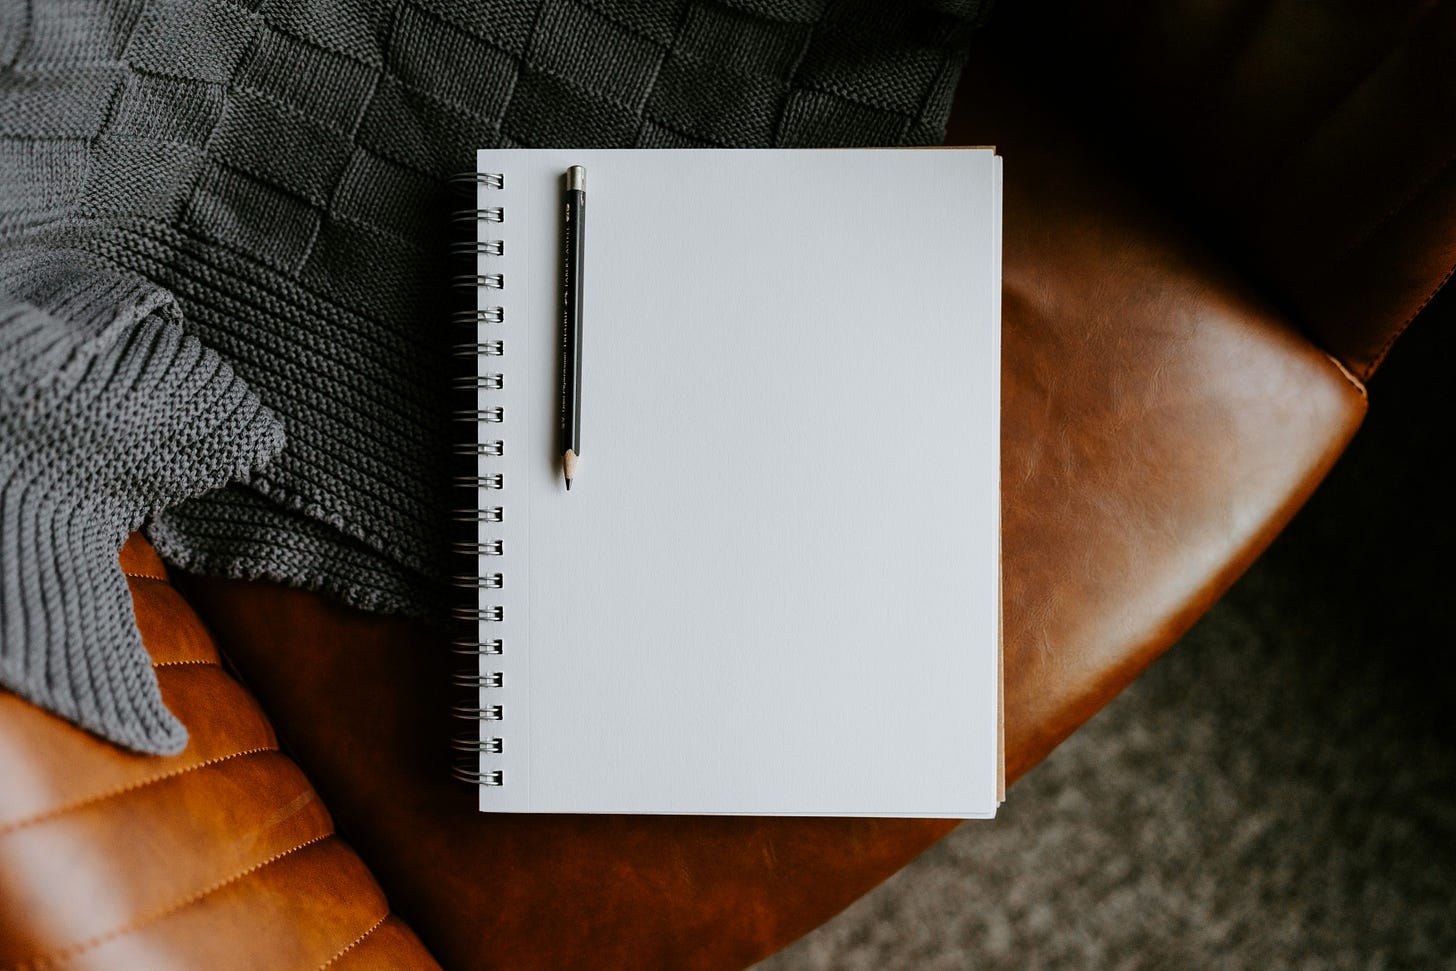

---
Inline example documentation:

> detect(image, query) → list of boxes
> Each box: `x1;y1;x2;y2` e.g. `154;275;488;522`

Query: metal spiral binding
453;734;504;753
454;507;503;523
453;439;504;455
453;572;504;589
452;703;504;720
454;375;505;391
452;407;504;422
453;671;505;688
452;539;504;555
454;606;505;622
453;207;504;224
452;239;505;257
453;766;505;786
453;273;504;289
454;474;504;490
451;638;503;655
453;341;505;357
451;169;508;789
453;308;504;324
451;172;504;190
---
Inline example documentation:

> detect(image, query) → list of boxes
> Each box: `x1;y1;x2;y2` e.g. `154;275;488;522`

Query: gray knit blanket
0;0;987;753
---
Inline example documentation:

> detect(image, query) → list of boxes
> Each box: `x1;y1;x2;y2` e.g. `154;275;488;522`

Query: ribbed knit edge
0;252;285;754
146;484;447;619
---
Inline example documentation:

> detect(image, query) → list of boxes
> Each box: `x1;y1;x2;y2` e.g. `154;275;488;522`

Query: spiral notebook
455;148;1002;817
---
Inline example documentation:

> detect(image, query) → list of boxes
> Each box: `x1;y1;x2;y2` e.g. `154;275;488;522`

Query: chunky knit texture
0;0;989;752
0;250;283;752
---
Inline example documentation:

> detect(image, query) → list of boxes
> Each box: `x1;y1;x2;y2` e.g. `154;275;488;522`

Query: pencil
561;164;585;490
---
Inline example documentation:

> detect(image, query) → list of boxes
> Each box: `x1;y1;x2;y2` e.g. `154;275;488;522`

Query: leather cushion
0;535;440;970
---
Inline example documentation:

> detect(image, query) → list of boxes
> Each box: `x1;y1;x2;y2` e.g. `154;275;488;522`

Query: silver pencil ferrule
566;165;585;192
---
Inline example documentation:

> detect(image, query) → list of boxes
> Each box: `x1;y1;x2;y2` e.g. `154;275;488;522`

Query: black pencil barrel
561;166;585;484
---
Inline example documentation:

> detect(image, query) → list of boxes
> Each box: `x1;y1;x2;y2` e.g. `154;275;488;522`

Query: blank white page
470;148;1001;816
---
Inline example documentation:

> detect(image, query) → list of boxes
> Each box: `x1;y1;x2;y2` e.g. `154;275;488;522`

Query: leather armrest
975;0;1456;380
949;62;1367;776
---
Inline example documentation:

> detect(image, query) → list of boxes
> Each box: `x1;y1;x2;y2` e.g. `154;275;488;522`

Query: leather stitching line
151;659;218;668
1304;155;1455;380
8;832;333;971
317;913;390;969
1363;254;1456;379
0;746;277;836
121;570;168;581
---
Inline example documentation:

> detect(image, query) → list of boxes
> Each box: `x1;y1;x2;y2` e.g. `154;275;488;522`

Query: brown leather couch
3;3;1453;968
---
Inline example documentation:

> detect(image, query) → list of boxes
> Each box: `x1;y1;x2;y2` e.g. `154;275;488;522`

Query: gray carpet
755;307;1456;970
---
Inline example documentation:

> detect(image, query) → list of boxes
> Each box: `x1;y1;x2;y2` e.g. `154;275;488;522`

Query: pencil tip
565;479;571;491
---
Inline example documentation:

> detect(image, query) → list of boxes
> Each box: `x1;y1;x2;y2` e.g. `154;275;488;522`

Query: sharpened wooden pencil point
563;448;578;490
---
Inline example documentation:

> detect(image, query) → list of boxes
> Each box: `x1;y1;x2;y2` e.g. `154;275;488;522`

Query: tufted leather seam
317;912;390;969
7;832;334;971
0;746;278;836
122;570;169;582
150;658;218;668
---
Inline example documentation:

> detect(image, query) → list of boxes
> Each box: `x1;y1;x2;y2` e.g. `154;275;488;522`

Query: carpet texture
755;298;1456;969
